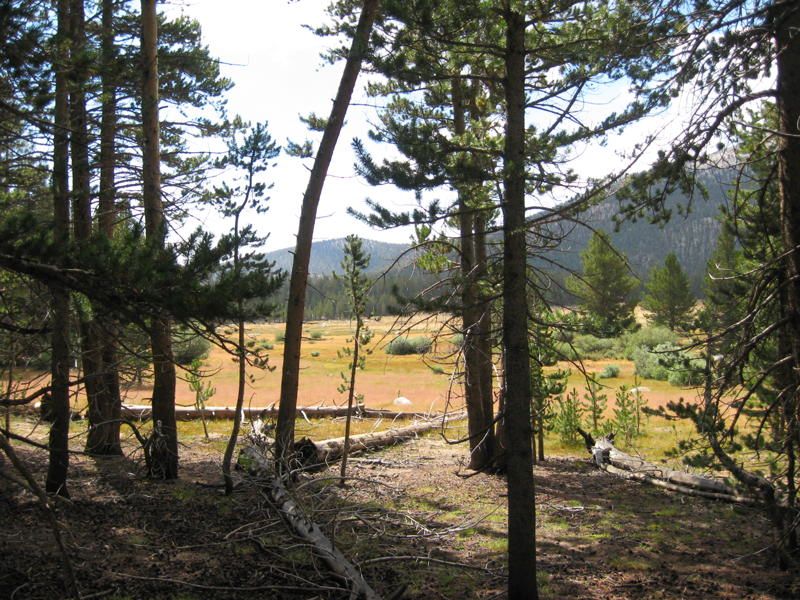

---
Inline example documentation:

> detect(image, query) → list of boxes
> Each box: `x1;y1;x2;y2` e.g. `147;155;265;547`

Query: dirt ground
1;430;797;599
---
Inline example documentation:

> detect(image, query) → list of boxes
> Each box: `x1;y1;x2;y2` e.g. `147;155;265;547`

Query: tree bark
774;0;800;438
339;316;362;485
293;419;444;469
474;211;497;464
222;210;247;495
85;0;123;455
141;0;177;479
502;5;538;599
453;76;492;471
121;403;428;421
46;0;72;498
275;0;380;472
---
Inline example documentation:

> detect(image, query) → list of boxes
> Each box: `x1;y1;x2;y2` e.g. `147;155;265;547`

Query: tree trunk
475;212;497;464
502;6;538;599
275;0;380;472
222;211;247;495
46;0;72;498
339;317;361;485
293;419;444;469
121;403;428;421
141;0;177;479
85;0;122;455
773;2;800;561
453;76;491;471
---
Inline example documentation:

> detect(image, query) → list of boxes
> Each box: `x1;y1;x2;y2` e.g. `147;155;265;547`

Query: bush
275;333;285;343
258;341;274;351
633;342;703;386
552;388;584;445
618;326;678;360
598;364;620;379
572;334;616;360
385;336;432;355
173;334;211;365
310;351;320;357
309;331;323;340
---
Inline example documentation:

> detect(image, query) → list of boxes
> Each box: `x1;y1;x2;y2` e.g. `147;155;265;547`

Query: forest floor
1;418;798;600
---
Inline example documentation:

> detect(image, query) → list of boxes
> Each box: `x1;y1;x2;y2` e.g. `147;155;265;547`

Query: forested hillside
275;166;729;305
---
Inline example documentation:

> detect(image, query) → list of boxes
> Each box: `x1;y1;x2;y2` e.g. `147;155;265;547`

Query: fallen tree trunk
295;419;444;470
237;446;382;599
577;428;755;505
120;403;434;422
267;476;383;600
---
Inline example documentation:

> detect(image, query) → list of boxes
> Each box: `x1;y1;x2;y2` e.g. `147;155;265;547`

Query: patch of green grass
608;555;652;571
653;505;682;518
483;537;508;553
457;527;477;539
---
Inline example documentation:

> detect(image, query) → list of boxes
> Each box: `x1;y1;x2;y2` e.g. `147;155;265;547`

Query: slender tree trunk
774;3;800;556
223;212;246;495
275;0;379;472
46;0;72;498
453;76;491;470
339;317;361;486
502;5;537;599
774;0;800;417
475;212;497;442
85;0;122;455
475;211;496;462
141;0;177;479
68;0;102;421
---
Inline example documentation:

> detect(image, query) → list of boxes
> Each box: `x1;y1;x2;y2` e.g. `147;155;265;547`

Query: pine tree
213;120;282;495
335;235;372;486
567;231;639;336
641;253;695;331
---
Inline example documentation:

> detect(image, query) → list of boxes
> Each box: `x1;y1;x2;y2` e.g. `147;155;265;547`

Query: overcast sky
162;0;684;252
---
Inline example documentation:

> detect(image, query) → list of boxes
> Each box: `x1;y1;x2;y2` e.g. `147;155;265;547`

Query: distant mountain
265;238;416;276
267;168;732;296
547;167;731;295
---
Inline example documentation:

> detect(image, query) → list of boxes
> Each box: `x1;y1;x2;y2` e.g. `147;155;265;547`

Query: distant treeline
271;268;445;321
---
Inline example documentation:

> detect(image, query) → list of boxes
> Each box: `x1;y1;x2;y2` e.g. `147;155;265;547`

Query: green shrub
582;379;607;435
666;357;705;386
618;326;678;360
632;342;674;381
552;341;578;361
275;333;285;343
309;330;323;340
385;336;432;355
598;364;620;379
572;334;616;360
552;388;584;445
172;334;211;365
613;385;638;444
451;333;464;347
310;351;320;357
633;342;703;386
258;340;274;351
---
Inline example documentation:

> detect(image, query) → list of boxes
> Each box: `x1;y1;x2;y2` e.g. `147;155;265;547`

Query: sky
163;0;417;252
161;0;686;253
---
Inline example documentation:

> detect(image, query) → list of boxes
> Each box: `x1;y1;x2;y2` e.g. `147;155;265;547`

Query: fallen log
576;428;755;505
120;403;435;422
295;419;443;470
237;445;382;599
